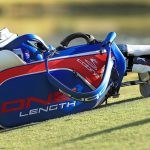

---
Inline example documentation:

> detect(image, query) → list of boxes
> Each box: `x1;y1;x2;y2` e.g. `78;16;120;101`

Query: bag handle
60;32;96;48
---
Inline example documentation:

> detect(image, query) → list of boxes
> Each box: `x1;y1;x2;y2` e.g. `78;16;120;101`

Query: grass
0;0;150;37
1;14;150;37
0;0;150;5
0;74;150;150
1;0;150;37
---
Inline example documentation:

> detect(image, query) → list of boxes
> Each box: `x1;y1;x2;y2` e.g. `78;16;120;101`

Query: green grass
1;0;150;36
0;0;150;5
1;14;150;37
0;75;150;150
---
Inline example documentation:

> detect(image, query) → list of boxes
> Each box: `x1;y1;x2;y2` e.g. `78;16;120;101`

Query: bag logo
77;57;100;79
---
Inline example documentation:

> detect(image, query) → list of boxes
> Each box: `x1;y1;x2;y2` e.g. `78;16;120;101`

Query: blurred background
0;0;150;46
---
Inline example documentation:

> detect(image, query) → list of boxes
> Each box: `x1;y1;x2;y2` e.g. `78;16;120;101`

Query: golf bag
0;30;149;129
0;32;127;128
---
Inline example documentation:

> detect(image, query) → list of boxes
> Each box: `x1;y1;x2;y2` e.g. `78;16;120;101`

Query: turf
0;75;150;150
1;0;150;37
0;0;150;5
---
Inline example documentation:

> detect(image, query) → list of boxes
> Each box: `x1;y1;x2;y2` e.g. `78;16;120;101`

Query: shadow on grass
67;118;150;142
100;96;144;108
0;96;146;133
0;122;40;133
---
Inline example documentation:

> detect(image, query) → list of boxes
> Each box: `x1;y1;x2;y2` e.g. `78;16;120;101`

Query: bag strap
45;32;117;102
45;47;113;102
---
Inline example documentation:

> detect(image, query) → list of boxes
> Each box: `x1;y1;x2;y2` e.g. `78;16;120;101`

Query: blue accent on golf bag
0;34;50;62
